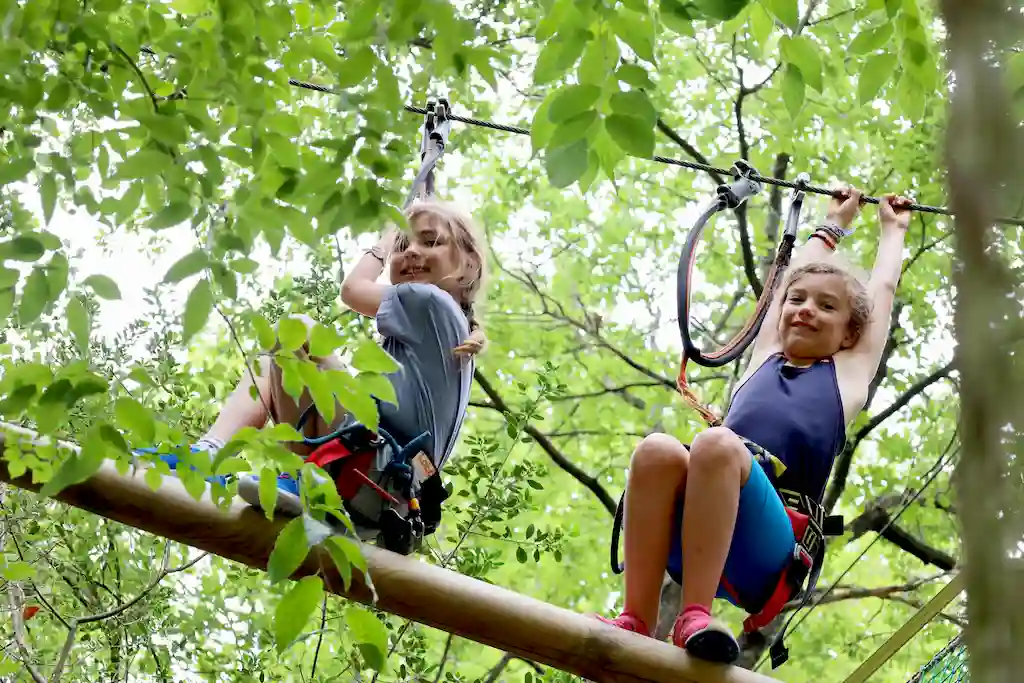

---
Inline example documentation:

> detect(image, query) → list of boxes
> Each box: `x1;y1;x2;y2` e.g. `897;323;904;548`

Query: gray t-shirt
375;283;472;467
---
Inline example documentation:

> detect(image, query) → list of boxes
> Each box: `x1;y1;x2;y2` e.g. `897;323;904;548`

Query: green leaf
2;235;45;262
544;139;589;189
83;274;121;300
171;0;206;14
548;85;602;124
516;546;528;563
267;517;309;584
253;314;277;351
324;535;353;589
610;90;657;126
149;202;192;230
694;0;749;21
163;250;210;283
531;96;557;157
18;267;49;325
0;157;35;186
604;114;655;158
39;427;108;497
1;561;34;581
356;372;398;407
352;339;400;374
760;0;798;29
345;607;389;671
278;316;308;352
115;397;156;444
780;36;823;93
848;24;894;55
579;32;620;85
182;279;213;344
552;111;599;147
309;323;345;357
337;48;376;88
615;64;655;90
40;174;57;225
781;64;805;118
660;0;696;36
67;296;90;354
256;468;279;522
612;9;656;63
298;362;335;425
858;53;897;104
748;3;775;51
274;576;323;652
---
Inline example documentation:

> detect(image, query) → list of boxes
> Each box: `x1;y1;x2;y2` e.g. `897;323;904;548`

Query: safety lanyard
675;162;810;425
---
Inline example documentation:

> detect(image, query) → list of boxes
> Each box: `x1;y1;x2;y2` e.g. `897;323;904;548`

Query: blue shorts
666;446;796;609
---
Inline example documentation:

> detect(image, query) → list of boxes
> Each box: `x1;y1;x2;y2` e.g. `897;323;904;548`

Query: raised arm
340;228;397;317
841;195;911;382
748;187;865;362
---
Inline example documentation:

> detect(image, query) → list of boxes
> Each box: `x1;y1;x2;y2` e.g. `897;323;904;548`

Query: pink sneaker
671;606;739;664
592;610;651;638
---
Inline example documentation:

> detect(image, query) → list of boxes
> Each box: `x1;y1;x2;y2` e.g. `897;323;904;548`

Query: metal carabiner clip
407;98;452;208
783;172;811;241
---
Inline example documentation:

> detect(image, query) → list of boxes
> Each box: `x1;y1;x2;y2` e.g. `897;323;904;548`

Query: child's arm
341;228;397;317
747;187;864;361
838;195;912;397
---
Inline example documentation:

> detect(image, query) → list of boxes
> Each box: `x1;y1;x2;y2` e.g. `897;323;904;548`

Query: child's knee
689;427;747;473
630;433;689;479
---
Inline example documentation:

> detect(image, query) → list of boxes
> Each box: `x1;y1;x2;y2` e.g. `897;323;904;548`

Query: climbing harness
290;403;449;555
675;163;806;424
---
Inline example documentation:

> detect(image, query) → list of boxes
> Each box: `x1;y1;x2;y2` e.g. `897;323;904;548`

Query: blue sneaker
237;473;303;516
133;445;229;487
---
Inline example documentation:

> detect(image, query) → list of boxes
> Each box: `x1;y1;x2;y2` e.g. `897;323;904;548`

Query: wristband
364;247;387;264
809;229;837;251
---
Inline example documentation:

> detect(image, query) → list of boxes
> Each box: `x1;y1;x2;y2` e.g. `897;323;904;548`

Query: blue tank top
723;354;846;502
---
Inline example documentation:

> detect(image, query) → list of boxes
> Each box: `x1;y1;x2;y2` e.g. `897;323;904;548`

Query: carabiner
406;97;453;208
783;172;810;241
715;160;764;210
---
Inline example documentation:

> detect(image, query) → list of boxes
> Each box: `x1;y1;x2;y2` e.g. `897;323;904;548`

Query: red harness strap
304;440;400;505
718;497;831;634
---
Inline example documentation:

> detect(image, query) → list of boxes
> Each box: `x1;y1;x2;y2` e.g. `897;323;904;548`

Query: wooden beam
0;426;779;683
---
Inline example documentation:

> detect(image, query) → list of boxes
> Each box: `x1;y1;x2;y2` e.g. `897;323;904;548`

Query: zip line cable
287;77;1024;228
752;429;963;673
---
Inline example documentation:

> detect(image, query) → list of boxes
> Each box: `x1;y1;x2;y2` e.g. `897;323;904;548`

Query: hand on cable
826;184;864;232
879;194;912;232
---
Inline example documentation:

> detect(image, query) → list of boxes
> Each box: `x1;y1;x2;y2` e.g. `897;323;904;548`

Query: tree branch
846;504;958;571
473;370;617;515
51;546;210;683
7;583;47;683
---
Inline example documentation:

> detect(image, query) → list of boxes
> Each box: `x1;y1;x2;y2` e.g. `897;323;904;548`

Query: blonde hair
782;260;872;346
399;199;488;337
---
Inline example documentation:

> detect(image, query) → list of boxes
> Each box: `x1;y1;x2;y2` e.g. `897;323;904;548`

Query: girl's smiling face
779;272;858;360
389;213;461;295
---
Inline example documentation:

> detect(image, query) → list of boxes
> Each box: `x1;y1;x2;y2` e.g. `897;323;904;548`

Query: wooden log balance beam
0;427;779;683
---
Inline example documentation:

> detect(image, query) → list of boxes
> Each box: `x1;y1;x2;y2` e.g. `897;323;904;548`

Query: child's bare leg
203;315;342;456
616;434;690;633
674;426;751;661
